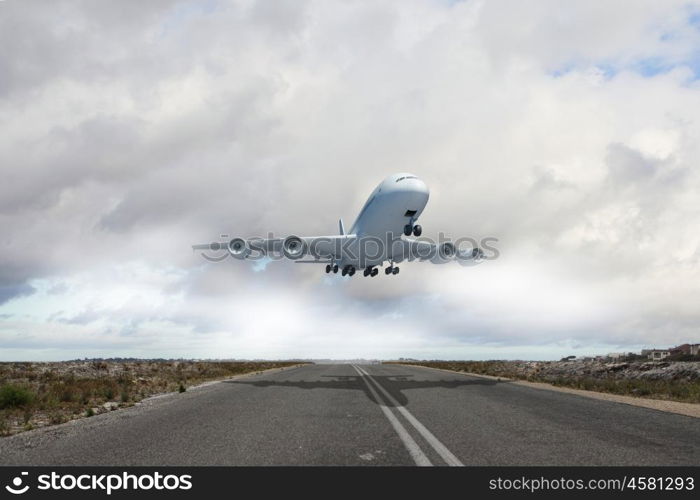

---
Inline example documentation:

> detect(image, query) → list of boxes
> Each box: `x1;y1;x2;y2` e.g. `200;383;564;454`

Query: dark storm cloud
0;283;35;306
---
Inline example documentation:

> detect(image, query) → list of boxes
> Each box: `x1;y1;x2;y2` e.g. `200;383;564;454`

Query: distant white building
641;349;670;360
607;353;626;360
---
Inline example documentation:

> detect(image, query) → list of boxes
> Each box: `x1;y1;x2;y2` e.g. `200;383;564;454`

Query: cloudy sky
2;0;700;361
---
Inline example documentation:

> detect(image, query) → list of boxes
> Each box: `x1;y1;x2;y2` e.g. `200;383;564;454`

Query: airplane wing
193;234;484;267
398;238;486;266
192;234;357;262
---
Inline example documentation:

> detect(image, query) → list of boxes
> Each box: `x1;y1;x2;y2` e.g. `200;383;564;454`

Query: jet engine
439;241;456;259
429;241;456;264
228;238;251;259
456;247;485;266
283;235;307;260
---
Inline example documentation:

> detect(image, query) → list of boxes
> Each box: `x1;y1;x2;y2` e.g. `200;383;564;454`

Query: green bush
103;386;115;400
59;388;74;403
178;383;186;393
0;384;34;409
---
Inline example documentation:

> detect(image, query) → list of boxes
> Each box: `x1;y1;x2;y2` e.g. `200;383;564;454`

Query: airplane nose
406;177;429;196
403;180;429;211
381;173;429;197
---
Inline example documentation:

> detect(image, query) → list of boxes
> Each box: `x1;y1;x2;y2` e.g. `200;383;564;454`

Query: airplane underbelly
340;191;428;268
362;191;428;237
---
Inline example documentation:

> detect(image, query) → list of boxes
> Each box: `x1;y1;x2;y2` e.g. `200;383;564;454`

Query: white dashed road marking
353;364;464;466
351;364;432;466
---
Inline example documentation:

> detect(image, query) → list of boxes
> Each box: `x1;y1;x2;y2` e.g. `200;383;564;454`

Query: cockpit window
395;175;418;182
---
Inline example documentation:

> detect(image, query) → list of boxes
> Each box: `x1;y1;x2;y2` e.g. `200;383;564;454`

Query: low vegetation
388;360;700;404
0;360;302;436
0;384;34;409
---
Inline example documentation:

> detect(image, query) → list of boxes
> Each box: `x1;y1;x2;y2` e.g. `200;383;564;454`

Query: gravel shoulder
399;364;700;418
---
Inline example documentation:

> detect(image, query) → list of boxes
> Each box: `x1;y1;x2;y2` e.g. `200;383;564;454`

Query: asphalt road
1;363;698;466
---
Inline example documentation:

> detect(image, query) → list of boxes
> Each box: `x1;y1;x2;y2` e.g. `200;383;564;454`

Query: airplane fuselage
338;173;429;269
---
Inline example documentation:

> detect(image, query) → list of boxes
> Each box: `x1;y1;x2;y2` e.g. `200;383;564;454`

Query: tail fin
339;218;345;235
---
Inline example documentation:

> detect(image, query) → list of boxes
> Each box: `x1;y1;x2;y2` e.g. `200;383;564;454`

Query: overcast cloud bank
1;0;700;360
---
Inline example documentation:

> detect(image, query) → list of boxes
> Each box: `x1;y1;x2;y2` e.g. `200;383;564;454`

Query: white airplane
193;173;485;277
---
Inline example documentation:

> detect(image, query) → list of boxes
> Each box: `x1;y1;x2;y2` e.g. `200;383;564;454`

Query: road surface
1;363;698;465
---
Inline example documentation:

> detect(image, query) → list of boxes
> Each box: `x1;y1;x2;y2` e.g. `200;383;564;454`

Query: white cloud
1;0;700;360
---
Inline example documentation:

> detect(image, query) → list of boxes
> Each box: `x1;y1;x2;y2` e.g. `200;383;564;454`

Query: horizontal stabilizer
192;243;224;251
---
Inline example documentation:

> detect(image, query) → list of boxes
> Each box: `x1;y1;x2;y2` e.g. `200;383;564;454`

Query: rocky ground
390;359;700;403
523;360;700;382
488;359;700;381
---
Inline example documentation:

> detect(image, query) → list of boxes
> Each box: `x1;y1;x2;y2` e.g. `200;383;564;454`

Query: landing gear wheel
371;268;378;277
403;224;412;236
325;264;331;273
412;225;422;237
333;265;338;273
392;267;399;275
363;268;370;277
385;266;393;275
341;267;347;276
348;267;356;276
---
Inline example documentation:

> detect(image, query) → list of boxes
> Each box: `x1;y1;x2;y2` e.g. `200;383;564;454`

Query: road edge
393;363;700;419
142;363;307;400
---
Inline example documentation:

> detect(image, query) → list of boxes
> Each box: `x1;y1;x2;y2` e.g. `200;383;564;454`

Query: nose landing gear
404;224;422;237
